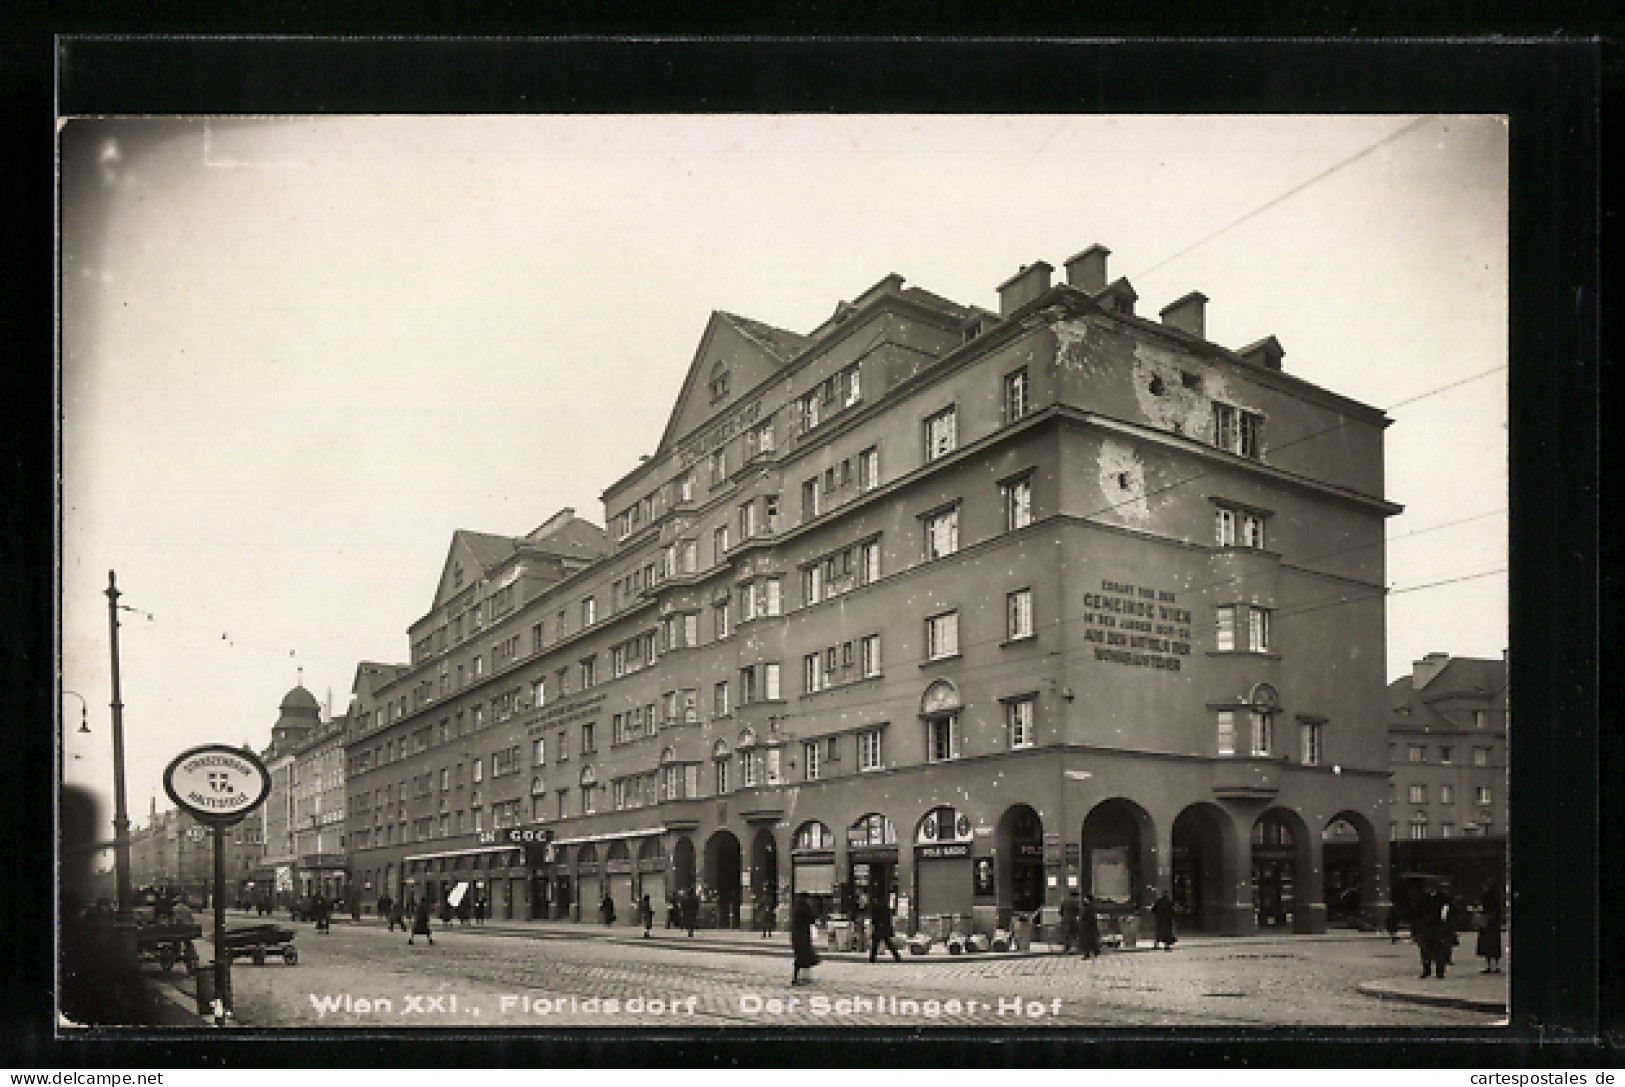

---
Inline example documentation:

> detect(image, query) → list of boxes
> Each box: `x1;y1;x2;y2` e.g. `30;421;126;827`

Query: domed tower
268;684;320;757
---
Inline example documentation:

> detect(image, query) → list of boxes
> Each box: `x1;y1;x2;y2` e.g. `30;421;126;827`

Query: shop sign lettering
1082;579;1192;671
916;843;971;859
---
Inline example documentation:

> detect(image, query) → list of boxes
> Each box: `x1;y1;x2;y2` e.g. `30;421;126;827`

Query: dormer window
709;361;730;403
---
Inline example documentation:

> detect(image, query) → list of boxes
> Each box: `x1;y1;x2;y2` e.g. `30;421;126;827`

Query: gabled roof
652;311;809;459
1386;655;1506;731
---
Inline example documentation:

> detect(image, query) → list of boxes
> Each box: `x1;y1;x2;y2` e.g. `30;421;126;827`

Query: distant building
345;244;1400;935
292;709;350;903
128;794;261;906
1385;652;1508;912
258;684;320;909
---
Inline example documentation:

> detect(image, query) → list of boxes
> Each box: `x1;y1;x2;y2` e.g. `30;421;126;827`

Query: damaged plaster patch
1098;439;1150;522
1051;316;1113;374
1132;341;1224;438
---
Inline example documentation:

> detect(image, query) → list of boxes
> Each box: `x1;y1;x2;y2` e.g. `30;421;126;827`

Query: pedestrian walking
312;892;329;934
682;887;698;937
1385;902;1403;943
640;894;654;938
1079;895;1102;959
1152;891;1177;951
790;893;821;986
759;887;777;938
1059;893;1081;953
456;891;471;928
1476;888;1503;974
600;891;616;926
388;895;406;933
665;891;677;930
474;894;486;926
867;890;903;963
1415;887;1457;978
409;894;434;946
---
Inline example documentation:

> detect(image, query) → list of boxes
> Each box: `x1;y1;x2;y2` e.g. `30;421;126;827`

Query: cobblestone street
157;915;1504;1030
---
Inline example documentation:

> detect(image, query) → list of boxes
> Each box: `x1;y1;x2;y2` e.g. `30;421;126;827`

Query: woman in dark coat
409;895;434;946
1079;896;1102;959
790;893;820;985
388;895;406;933
682;887;698;937
600;892;616;926
640;894;654;938
456;892;472;927
1152;892;1177;951
868;891;902;963
1476;890;1503;973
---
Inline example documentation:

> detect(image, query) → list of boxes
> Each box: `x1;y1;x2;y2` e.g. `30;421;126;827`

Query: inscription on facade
1082;579;1192;671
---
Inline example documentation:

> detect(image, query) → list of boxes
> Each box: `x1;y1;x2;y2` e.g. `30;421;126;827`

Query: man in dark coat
409;894;434;946
388;895;406;933
1415;888;1456;978
1060;894;1081;953
682;887;698;937
313;892;330;934
456;892;472;927
790;893;820;985
868;890;903;963
1079;896;1102;959
1476;888;1503;973
1152;891;1177;951
640;894;654;938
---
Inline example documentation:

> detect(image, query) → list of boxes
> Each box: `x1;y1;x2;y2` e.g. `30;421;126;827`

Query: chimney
997;261;1053;317
1238;336;1285;371
1412;652;1452;690
1064;245;1111;293
1159;291;1208;338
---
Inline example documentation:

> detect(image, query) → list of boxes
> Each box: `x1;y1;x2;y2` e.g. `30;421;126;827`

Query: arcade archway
1252;808;1314;932
671;835;696;894
704;829;742;929
749;827;779;925
1082;797;1155;910
995;803;1045;920
1171;803;1231;932
1322;810;1379;926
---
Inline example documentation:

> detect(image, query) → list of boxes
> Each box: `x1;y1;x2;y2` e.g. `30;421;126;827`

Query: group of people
664;887;702;935
1388;885;1503;979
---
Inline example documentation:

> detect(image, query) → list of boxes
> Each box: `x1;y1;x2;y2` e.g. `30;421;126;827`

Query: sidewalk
227;909;1390;964
1358;968;1507;1014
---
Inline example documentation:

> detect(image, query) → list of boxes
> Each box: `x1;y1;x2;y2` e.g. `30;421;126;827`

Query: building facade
1385;652;1508;913
292;710;351;903
346;244;1399;935
129;795;262;907
258;685;319;910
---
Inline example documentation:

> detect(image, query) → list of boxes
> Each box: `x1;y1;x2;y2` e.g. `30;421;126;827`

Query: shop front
844;812;898;921
790;820;837;924
913;806;974;934
606;841;635;924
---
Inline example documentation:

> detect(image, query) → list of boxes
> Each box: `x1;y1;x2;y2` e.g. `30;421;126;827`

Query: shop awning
551;826;666;847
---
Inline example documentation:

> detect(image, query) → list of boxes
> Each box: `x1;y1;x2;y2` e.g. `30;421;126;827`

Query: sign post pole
213;823;228;1024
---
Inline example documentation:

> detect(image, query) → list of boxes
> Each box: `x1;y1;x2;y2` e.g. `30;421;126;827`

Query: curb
1356;981;1505;1014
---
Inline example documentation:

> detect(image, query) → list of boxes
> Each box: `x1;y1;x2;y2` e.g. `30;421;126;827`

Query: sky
58;114;1508;830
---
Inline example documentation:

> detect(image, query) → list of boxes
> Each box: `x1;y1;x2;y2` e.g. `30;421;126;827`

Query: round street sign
163;744;271;826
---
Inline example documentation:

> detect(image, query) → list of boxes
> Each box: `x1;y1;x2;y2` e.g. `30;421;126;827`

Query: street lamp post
106;571;134;920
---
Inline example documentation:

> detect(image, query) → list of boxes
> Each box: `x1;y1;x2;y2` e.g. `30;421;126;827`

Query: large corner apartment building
344;244;1400;937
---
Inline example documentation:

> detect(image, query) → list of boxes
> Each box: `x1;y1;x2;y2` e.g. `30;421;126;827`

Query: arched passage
1252;807;1315;932
606;840;634;925
1323;809;1379;926
1082;797;1156;912
995;803;1046;921
671;836;696;895
637;837;667;922
1171;803;1232;933
791;820;836;923
576;844;600;924
749;827;779;928
704;829;743;929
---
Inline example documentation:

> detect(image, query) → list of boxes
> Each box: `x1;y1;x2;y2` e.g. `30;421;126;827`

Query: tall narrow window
857;729;883;771
860;634;881;677
764;662;781;700
1216;711;1236;756
858;446;879;492
1249;711;1273;757
764;577;782;616
925;407;957;461
1299;719;1323;766
1007;697;1035;748
1007;589;1034;640
926;715;959;763
1004;368;1029;422
804;741;821;781
924;507;960;560
859;540;881;584
1003;476;1032;531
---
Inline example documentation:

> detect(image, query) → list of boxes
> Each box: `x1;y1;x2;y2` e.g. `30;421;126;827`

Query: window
860;634;881;678
1410;814;1428;840
857;729;883;771
1214;604;1271;652
683;613;699;647
803;652;824;694
803;741;821;781
713;524;729;562
1473;709;1488;729
1216;711;1236;756
581;722;595;754
764;577;782;616
1474;746;1491;766
926;611;960;660
710;448;727;486
709;361;730;403
1440;784;1455;804
1004;368;1029;423
680;539;698;574
924;507;960;560
925;407;958;461
1007;589;1034;640
926;715;959;763
532;737;546;765
715;752;730;795
739;502;756;540
740;749;757;788
713;681;730;718
1408;784;1427;804
1408;744;1426;763
764;662;781;700
858;446;879;492
1440;822;1456;838
802;564;823;606
532;677;546;708
1249;711;1273;756
472;758;483;784
1213;402;1265;458
557;729;568;762
1215;505;1267;549
765;747;783;785
802;478;820;519
859;540;881;584
714;600;730;640
1003;476;1032;531
1475;785;1493;805
1007;697;1034;748
580;656;596;688
1299;720;1323;766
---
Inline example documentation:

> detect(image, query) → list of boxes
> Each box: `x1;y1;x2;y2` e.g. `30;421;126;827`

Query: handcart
220;923;299;965
136;923;202;973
